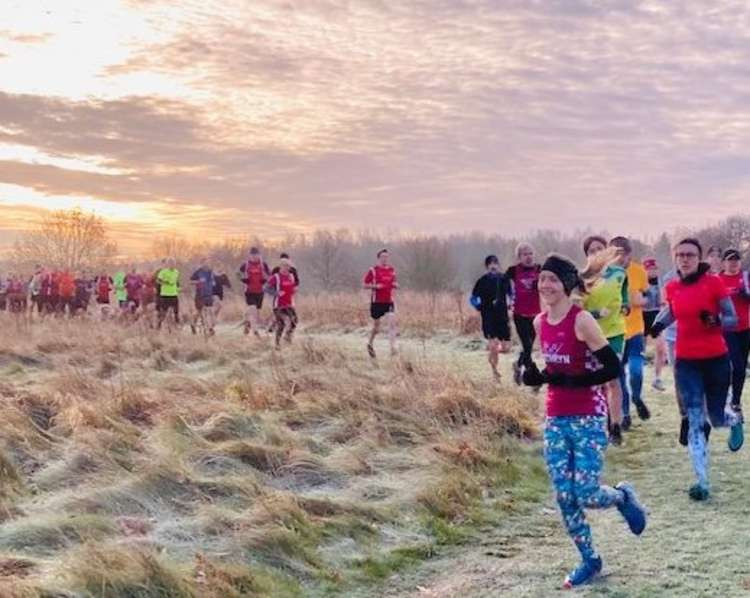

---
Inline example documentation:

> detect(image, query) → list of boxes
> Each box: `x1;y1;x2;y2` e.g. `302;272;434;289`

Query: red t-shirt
364;266;397;304
269;272;296;309
718;272;750;331
96;276;112;301
58;272;75;298
125;273;143;300
244;261;268;294
666;273;729;359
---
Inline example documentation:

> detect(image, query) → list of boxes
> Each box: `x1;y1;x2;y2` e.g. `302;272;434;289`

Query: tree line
7;209;750;293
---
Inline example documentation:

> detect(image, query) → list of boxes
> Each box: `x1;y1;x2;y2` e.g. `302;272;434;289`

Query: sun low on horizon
2;0;750;253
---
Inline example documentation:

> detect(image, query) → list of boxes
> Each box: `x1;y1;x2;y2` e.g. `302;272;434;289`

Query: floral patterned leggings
544;415;623;561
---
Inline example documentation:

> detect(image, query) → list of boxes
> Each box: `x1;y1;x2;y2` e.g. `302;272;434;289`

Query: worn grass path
368;356;750;598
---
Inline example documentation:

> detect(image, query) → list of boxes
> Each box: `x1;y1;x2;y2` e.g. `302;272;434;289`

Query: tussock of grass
193;553;302;598
62;544;197;598
0;316;542;596
355;544;435;581
417;469;483;522
0;514;116;556
198;412;262;442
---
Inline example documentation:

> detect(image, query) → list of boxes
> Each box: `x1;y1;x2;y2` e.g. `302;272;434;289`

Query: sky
2;0;750;254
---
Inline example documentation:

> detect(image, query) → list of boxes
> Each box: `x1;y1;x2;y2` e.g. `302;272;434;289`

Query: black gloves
648;321;665;338
522;363;572;387
699;310;719;328
522;362;548;387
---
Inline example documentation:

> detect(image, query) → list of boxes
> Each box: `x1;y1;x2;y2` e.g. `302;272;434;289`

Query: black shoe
704;423;711;441
621;415;632;431
609;424;623;446
679;417;688;447
634;401;651;421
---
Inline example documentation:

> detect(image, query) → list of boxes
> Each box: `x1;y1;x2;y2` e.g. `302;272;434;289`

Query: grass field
1;293;748;597
0;294;544;597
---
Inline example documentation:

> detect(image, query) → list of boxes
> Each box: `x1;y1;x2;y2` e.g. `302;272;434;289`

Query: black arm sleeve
556;345;622;388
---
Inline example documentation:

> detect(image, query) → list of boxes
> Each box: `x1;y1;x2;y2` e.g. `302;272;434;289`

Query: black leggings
725;330;750;408
274;308;298;344
513;314;536;368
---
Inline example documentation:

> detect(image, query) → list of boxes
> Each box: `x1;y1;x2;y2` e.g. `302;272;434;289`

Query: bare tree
12;208;116;270
401;236;459;296
304;229;356;290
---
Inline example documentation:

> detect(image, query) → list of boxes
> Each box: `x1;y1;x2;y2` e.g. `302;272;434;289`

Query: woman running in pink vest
523;254;647;588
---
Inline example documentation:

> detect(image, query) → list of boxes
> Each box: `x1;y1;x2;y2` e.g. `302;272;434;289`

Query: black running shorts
481;312;511;341
370;302;395;320
245;292;264;309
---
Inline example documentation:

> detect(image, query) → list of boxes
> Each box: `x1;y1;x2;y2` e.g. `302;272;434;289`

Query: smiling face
675;242;701;276
538;270;565;306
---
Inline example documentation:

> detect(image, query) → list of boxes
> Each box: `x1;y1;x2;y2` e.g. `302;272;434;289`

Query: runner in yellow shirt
610;237;651;430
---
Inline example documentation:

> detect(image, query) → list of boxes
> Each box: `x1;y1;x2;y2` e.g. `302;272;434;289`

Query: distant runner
239;248;270;337
190;258;216;335
718;249;750;422
58;269;76;317
642;257;667;391
156;258;180;329
610;236;651;430
363;249;399;358
113;269;127;310
266;257;298;349
471;254;512;380
125;267;144;315
506;243;542;385
95;272;113;318
580;235;628;445
706;245;723;274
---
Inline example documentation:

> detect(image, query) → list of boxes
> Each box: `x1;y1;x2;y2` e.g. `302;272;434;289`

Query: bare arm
575;310;609;352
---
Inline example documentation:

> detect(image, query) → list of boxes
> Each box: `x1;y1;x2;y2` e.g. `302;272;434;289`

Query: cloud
2;0;750;249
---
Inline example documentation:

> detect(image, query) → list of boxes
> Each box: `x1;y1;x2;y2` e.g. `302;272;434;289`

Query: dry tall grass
220;290;480;336
0;301;540;596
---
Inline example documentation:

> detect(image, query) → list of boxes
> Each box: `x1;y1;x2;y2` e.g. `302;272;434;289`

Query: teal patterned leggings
544;415;623;561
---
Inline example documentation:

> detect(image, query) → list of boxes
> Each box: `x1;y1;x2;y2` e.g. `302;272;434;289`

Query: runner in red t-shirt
363;249;399;358
239;247;270;337
719;249;750;414
58;270;76;317
650;238;744;501
95;272;114;319
265;257;298;349
506;242;542;384
125;267;144;316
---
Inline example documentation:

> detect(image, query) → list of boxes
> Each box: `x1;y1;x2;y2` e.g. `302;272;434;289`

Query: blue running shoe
688;483;710;501
728;406;744;452
615;482;647;535
729;422;744;452
563;556;602;589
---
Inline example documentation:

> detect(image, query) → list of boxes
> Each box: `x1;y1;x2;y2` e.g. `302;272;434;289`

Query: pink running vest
540;304;607;417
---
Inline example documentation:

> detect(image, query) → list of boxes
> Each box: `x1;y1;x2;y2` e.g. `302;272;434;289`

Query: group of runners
3;237;749;588
468;237;749;587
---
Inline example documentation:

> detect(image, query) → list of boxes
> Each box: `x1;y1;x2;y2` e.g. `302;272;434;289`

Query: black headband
541;255;580;296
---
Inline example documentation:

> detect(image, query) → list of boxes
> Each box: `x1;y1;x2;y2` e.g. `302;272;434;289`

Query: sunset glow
2;1;750;253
